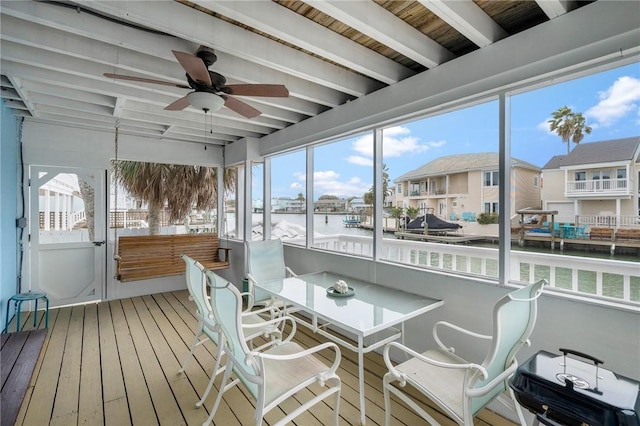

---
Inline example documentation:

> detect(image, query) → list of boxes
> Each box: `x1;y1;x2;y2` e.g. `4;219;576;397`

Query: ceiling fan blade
172;50;212;86
103;73;190;89
223;96;261;118
164;95;191;111
224;84;289;97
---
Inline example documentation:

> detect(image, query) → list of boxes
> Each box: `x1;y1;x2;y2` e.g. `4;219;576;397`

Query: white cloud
537;119;554;134
586;76;640;127
290;182;302;189
313;170;371;197
350;126;444;159
346;155;373;166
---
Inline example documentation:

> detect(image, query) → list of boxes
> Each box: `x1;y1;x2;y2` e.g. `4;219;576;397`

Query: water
244;213;638;262
237;213;374;238
227;213;639;301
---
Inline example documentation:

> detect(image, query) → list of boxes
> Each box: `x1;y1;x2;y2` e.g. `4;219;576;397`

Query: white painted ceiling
1;1;594;146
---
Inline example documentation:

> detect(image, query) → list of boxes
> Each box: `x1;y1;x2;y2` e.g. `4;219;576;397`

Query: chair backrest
204;270;260;399
246;239;288;303
469;279;545;414
181;254;209;319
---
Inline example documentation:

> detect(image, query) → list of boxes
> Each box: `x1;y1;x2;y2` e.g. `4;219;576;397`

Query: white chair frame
203;273;342;426
383;280;546;426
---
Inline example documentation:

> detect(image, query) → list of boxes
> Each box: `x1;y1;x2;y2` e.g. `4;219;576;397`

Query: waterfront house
314;197;348;212
541;136;640;225
393;153;541;219
1;2;639;425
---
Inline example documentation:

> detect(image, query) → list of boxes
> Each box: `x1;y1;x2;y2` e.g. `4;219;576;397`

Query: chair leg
3;300;10;333
44;296;49;328
33;298;38;327
382;373;393;426
332;379;341;426
178;320;204;374
16;301;22;332
508;386;527;425
203;364;234;426
195;341;224;408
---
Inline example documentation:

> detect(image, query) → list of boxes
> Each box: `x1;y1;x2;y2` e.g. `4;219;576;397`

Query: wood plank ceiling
0;0;591;146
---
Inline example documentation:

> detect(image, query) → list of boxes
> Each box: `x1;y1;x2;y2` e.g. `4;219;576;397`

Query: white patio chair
178;254;282;408
246;238;297;311
203;272;342;426
382;279;546;426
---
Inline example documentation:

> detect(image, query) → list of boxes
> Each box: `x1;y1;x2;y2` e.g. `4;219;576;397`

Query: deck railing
311;234;640;304
567;178;630;196
577;215;640;228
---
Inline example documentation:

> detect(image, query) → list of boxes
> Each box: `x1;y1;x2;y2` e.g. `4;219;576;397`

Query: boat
404;214;462;234
343;214;362;228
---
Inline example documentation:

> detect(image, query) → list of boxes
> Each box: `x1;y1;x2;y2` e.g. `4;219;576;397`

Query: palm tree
548;106;592;154
112;160;236;235
363;163;392;206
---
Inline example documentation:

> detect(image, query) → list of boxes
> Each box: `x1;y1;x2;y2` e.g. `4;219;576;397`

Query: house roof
394;152;540;182
542;136;640;169
0;1;602;146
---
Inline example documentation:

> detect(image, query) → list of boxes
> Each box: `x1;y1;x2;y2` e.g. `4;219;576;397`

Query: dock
395;231;492;244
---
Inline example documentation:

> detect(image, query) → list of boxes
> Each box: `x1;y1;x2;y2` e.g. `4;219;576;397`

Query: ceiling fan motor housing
196;46;218;67
186;71;227;92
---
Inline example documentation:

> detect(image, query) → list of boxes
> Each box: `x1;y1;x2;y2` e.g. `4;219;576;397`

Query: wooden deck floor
10;290;516;426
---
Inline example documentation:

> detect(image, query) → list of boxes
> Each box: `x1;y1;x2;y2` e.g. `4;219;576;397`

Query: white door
29;166;105;307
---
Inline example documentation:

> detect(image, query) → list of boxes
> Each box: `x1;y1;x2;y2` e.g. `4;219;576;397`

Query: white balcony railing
310;234;640;305
566;178;630;196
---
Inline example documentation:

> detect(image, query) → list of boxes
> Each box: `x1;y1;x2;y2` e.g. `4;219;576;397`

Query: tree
363;163;392;206
548;106;592;154
296;192;305;202
406;206;420;219
112;160;236;235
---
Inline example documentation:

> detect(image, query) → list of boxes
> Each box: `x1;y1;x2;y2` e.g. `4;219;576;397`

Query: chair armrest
433;321;491;353
383;342;488;386
242;314;297;344
285;267;297;277
242;304;277;318
239;292;255;311
251;341;342;378
245;273;258;309
465;360;518;398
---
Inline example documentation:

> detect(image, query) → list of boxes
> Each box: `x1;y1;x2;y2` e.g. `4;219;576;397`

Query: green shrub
477;212;499;224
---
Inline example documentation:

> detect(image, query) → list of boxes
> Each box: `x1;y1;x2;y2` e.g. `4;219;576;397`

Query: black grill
509;349;640;426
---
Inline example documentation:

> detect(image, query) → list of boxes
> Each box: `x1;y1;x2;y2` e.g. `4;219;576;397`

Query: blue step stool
3;291;49;333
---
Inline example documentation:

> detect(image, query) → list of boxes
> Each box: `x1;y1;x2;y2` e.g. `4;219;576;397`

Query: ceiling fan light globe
187;92;224;112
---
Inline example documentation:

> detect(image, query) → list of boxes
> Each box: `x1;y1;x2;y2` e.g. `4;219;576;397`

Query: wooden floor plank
14;290;517;426
137;294;209;425
97;301;131;426
0;329;47;426
124;297;185;425
79;303;104;424
21;307;70;425
14;308;59;425
110;299;157;425
50;305;85;426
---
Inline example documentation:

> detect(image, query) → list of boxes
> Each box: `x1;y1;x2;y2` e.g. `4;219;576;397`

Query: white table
255;271;444;424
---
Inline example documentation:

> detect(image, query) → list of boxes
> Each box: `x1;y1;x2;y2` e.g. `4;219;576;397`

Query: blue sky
267;61;640;200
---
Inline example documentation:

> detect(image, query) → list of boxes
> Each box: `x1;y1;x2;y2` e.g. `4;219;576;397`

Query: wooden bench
116;233;230;282
589;227;614;240
615;228;640;241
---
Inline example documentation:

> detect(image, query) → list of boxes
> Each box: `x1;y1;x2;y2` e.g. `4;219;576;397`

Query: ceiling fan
104;46;289;118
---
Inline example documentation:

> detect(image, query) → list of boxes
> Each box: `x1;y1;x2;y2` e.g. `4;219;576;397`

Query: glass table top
256;271;443;336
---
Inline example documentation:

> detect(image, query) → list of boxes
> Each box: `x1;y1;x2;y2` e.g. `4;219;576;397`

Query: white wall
21;121;226;300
